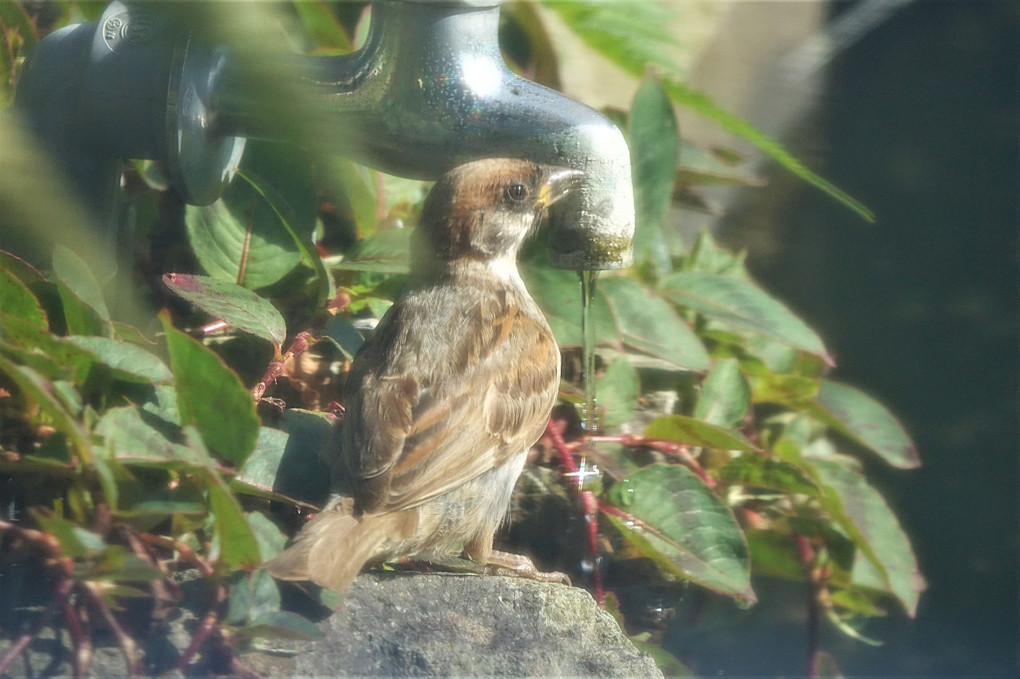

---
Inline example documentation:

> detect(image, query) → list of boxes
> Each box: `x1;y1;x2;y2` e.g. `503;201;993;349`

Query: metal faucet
15;0;634;270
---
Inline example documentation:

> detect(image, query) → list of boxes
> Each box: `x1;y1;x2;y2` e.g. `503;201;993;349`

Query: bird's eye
505;181;529;203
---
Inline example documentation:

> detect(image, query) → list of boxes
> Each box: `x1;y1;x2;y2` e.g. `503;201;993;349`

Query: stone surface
2;569;663;678
264;572;663;678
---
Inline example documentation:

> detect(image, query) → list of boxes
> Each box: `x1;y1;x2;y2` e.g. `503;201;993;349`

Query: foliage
0;1;921;676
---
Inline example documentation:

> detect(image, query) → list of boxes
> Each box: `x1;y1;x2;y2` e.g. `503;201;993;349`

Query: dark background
688;1;1017;675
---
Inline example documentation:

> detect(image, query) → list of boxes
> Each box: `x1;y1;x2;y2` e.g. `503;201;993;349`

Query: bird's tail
264;496;417;592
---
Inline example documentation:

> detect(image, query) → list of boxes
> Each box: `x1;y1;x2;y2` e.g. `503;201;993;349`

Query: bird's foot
482;550;571;586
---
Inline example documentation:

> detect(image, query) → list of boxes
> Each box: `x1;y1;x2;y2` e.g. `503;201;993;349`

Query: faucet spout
14;0;635;271
209;0;634;270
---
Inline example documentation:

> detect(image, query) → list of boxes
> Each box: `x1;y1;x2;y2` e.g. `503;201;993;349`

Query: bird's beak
537;167;586;210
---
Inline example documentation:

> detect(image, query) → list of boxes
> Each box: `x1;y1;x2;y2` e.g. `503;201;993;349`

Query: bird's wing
340;292;558;514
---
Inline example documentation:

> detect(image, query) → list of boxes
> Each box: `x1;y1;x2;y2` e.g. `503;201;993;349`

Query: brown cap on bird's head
414;158;584;266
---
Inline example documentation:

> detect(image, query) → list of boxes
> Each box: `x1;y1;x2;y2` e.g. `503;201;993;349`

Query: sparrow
266;158;583;592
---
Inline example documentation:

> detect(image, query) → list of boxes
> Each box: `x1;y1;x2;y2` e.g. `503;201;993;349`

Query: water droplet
735;596;756;610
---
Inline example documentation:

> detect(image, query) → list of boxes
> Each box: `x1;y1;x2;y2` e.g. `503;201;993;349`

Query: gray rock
281;572;663;678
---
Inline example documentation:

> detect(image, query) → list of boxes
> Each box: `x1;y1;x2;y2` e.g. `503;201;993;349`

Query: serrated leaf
605;464;753;599
630;74;679;276
661;271;831;363
598;276;710;370
695;358;750;428
0;269;47;328
808;380;919;469
163;273;286;349
65;336;172;383
645;414;756;452
160;312;259;466
811;459;925;617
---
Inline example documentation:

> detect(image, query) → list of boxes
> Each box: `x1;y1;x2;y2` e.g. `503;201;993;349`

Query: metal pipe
15;0;634;270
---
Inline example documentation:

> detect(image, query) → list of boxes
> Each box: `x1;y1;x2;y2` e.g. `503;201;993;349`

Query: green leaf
292;0;353;51
52;245;112;337
596;357;639;430
202;462;262;571
247;511;287;562
605;464;754;600
644;414;756;452
331;229;413;274
520;265;616;348
811;458;925;617
32;511;100;559
320;158;378;235
718;453;821;497
694;358;750;428
598;276;710;370
65;336;172;383
160;312;259;467
681;230;749;278
162;273;287;349
661;271;831;363
0;269;47;328
0;250;45;285
235;414;332;507
660;79;874;222
543;0;680;78
97;406;211;469
745;530;805;581
0;355;92;464
630;74;679;276
751;373;820;405
235;167;334;307
323;315;365;359
807;380;919;469
185;142;316;290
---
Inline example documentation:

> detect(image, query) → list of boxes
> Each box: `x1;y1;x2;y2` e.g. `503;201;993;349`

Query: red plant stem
170;582;227;676
585;433;717;488
796;534;822;679
64;598;92;679
139;533;215;578
545;419;604;606
252;331;314;401
85;583;142;677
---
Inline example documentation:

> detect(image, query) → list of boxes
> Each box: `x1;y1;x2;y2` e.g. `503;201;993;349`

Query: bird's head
413;158;584;274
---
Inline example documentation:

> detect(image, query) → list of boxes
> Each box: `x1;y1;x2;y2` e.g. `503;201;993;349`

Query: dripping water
579;269;599;433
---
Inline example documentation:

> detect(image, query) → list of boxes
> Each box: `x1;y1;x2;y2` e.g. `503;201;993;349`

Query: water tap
15;0;635;270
